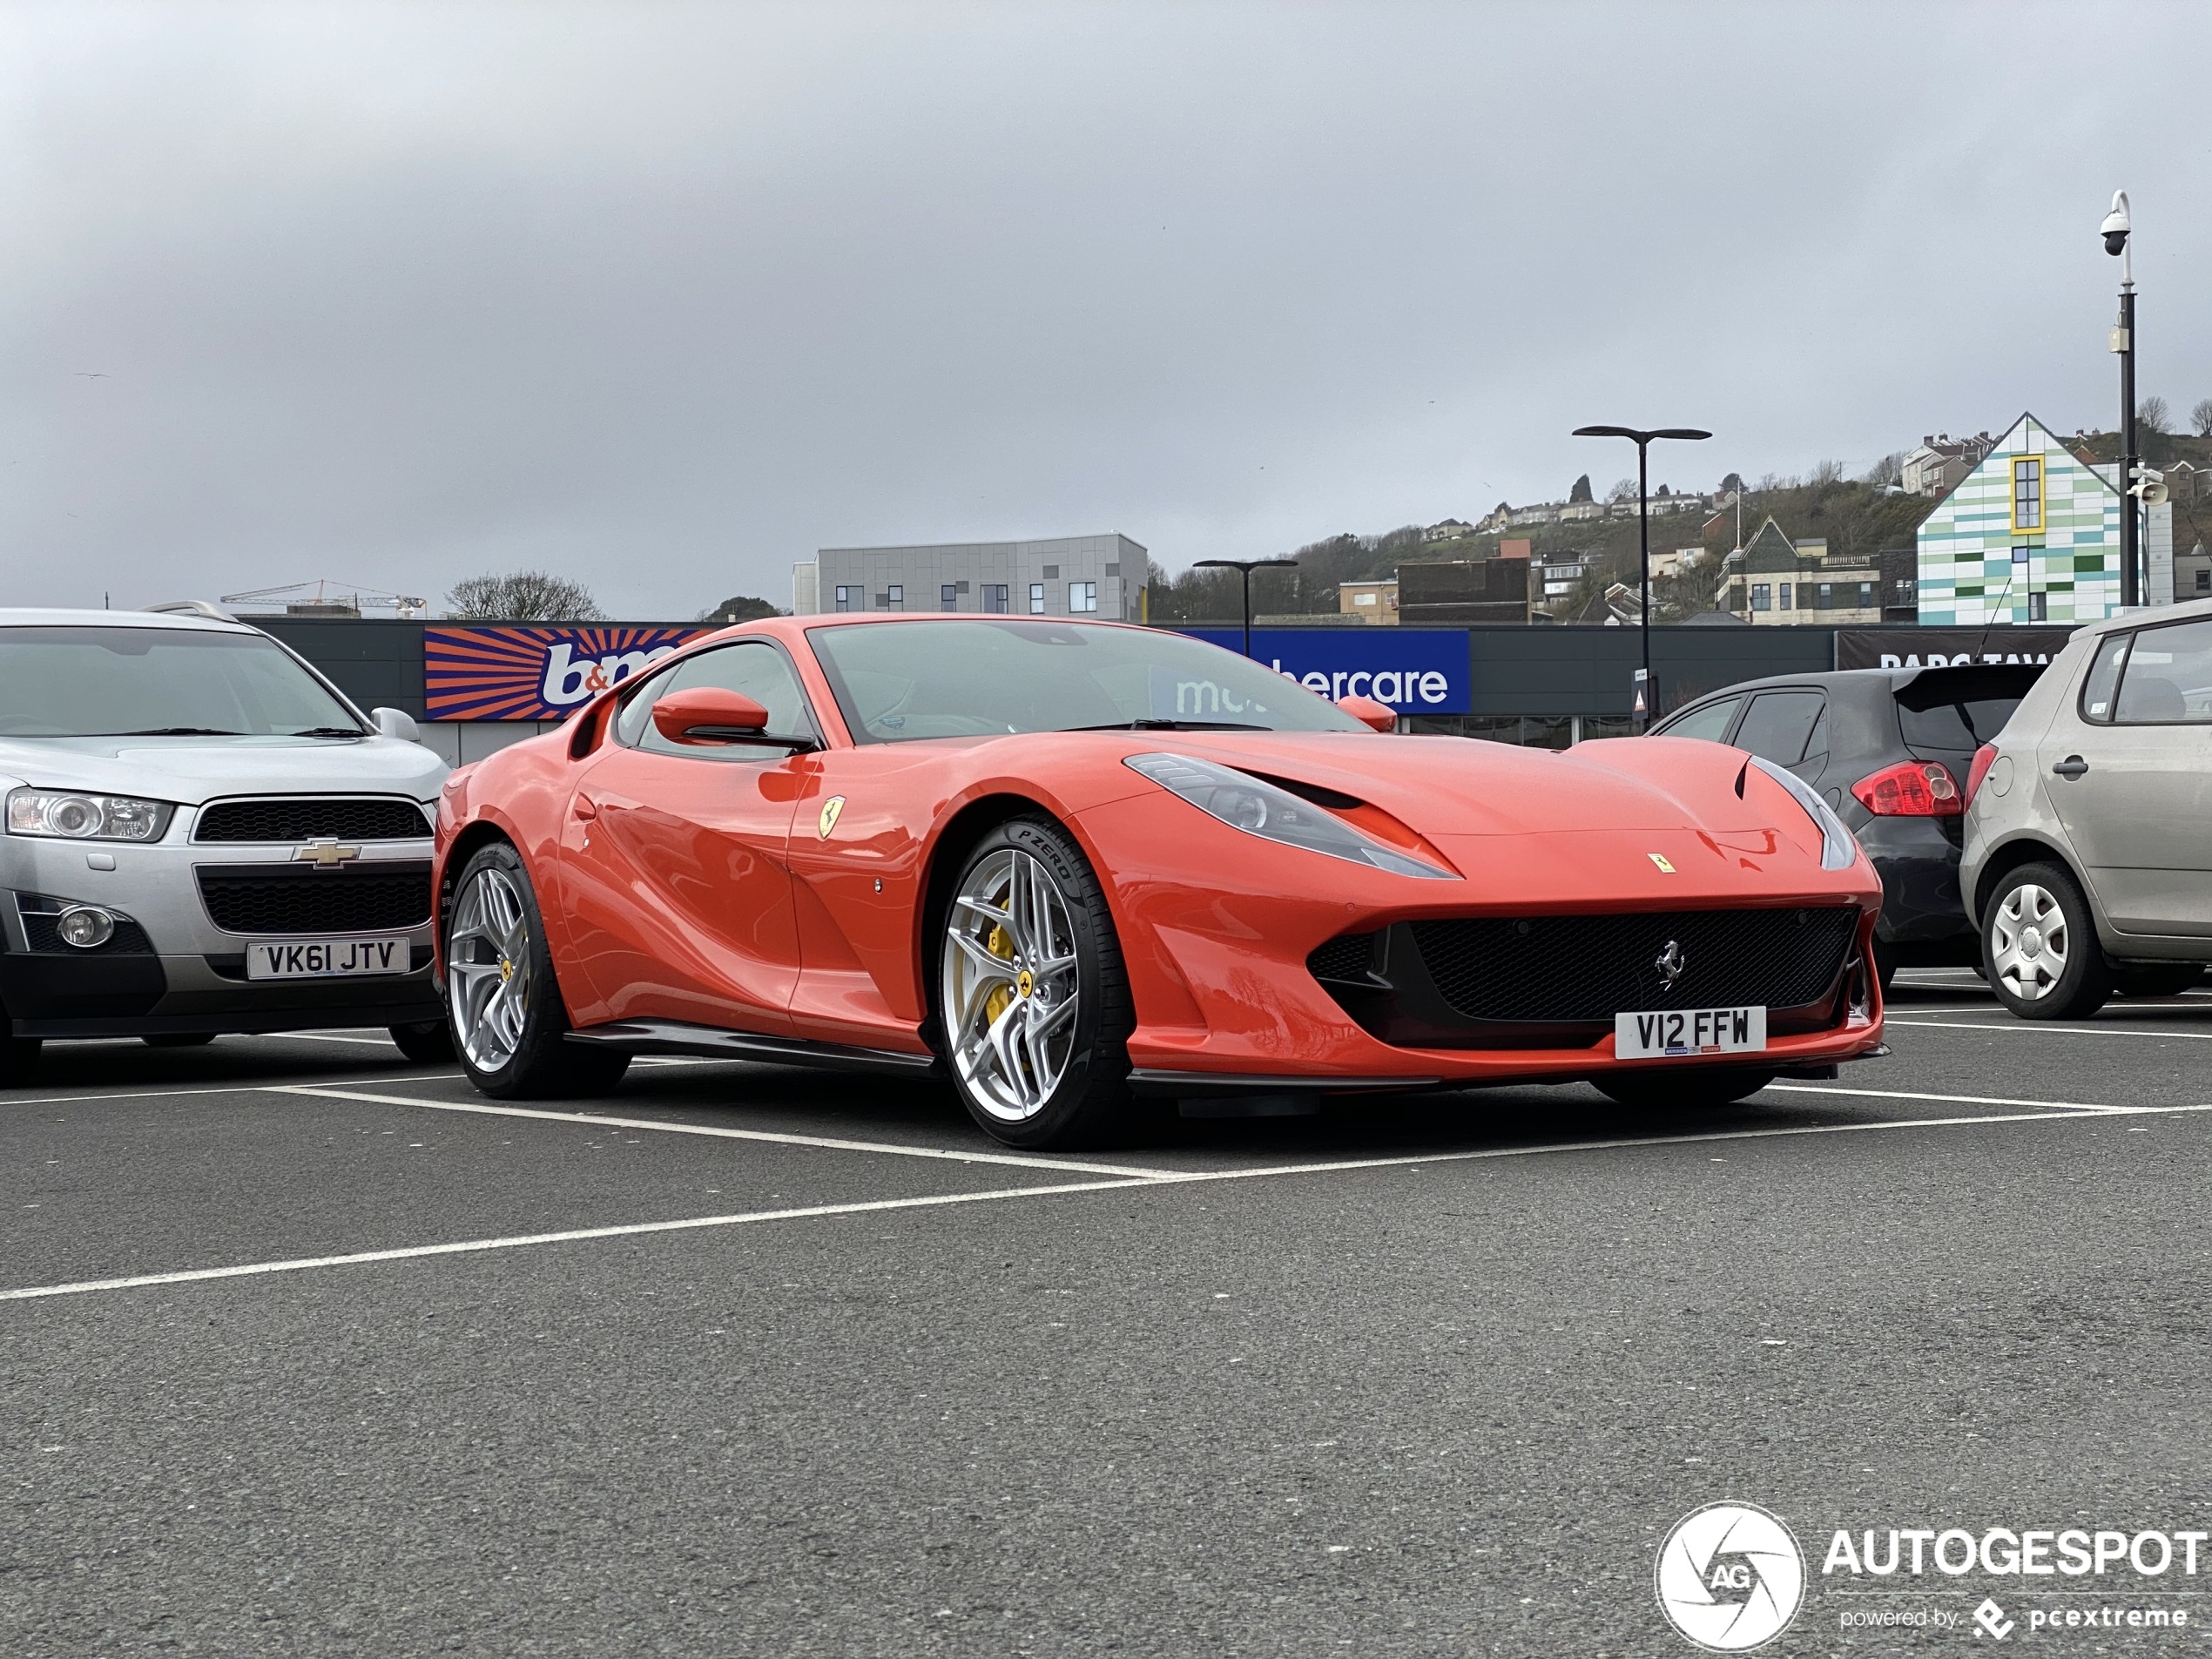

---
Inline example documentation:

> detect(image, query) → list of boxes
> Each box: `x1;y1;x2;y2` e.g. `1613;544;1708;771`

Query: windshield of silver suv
0;625;367;738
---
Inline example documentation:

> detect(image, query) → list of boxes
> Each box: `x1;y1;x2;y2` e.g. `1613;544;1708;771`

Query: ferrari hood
1156;730;1784;840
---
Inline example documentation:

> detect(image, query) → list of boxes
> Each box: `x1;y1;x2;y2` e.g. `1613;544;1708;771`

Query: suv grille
1407;907;1859;1022
196;862;432;935
194;798;430;843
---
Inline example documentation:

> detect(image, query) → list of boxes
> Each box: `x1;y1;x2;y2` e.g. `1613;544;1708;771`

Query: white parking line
11;1098;2212;1303
1889;1019;2212;1042
266;1084;1183;1179
265;1032;399;1047
1768;1082;2128;1113
0;1076;465;1109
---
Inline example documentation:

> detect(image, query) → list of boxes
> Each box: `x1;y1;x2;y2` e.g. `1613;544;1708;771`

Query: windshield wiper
1066;718;1271;732
290;726;368;738
111;726;246;737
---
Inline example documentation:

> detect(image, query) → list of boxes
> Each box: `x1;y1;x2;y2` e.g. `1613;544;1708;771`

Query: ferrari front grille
195;863;433;935
1407;907;1859;1022
194;797;432;843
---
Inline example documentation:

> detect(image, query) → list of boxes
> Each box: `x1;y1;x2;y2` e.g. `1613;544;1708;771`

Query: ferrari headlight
6;788;175;843
1748;755;1858;871
1124;752;1453;879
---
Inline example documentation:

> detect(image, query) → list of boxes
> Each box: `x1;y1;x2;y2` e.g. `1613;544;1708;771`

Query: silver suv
1960;596;2212;1017
0;607;449;1081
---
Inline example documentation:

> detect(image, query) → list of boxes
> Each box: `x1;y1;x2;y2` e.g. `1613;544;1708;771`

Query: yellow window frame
2010;455;2044;534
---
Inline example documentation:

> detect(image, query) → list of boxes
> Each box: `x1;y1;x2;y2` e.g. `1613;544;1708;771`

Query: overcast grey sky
4;2;2209;617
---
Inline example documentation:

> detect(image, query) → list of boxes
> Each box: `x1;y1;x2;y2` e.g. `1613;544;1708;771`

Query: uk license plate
246;937;412;980
1615;1005;1767;1059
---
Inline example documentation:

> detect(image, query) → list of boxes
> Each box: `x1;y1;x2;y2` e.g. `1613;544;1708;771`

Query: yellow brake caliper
982;921;1015;1026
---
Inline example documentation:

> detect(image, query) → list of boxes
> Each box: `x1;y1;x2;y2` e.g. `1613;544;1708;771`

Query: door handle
2052;757;2089;779
573;793;599;819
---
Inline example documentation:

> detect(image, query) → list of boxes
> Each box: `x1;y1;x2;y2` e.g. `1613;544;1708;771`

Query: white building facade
792;534;1145;621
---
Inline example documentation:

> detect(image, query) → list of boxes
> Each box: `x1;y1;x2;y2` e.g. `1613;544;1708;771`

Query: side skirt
565;1019;941;1079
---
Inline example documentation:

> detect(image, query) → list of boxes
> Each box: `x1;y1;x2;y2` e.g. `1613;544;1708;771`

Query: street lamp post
1571;425;1711;729
2102;191;2141;608
1193;556;1298;658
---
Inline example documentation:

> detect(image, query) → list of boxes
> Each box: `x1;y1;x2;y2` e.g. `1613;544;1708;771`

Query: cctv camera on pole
2102;190;2141;608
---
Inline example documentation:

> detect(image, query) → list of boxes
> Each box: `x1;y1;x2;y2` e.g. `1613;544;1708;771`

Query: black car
1649;664;2041;988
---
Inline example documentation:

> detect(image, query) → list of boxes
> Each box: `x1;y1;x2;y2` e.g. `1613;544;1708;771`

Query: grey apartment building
792;534;1146;620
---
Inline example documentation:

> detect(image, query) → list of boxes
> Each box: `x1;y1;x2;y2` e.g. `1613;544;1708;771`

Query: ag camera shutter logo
1656;1501;1805;1651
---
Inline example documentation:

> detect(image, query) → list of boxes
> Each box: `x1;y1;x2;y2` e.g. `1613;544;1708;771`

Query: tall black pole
2119;283;2140;608
1637;438;1652;726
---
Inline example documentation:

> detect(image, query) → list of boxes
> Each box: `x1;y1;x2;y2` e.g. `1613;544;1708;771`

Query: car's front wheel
938;818;1133;1149
1985;862;2110;1020
445;841;629;1099
1594;1068;1776;1109
388;1020;455;1063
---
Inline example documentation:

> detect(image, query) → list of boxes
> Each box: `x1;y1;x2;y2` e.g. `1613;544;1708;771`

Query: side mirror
653;686;771;745
371;707;420;743
1338;694;1398;733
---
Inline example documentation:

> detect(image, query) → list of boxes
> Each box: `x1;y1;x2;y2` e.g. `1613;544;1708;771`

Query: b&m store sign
424;626;712;722
1180;628;1469;714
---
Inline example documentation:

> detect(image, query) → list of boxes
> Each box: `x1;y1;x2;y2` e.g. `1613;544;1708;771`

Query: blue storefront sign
1180;628;1470;714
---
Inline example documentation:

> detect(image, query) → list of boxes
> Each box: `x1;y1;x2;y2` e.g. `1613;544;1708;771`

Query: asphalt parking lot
9;974;2212;1656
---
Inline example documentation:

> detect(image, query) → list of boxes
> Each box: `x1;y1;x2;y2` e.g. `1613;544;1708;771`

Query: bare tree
1806;458;1847;487
1606;477;1637;502
1860;451;1905;488
444;571;608;621
2191;398;2212;438
2139;395;2171;435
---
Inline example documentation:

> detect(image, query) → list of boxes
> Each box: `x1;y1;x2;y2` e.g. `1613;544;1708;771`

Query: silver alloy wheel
447;864;534;1072
942;847;1081;1123
1991;881;2069;1002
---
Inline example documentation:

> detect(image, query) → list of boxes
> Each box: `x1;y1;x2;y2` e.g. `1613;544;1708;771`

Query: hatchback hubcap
942;848;1079;1122
448;866;532;1070
1992;883;2068;1001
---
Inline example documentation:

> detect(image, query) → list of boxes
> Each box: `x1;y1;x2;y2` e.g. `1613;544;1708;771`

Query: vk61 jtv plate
246;937;412;980
1615;1005;1768;1060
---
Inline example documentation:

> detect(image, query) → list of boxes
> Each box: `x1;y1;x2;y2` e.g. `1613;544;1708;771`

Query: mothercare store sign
1180;628;1471;714
424;625;711;721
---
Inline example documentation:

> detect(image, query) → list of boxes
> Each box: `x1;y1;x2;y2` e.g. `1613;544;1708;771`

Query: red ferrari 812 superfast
431;616;1885;1147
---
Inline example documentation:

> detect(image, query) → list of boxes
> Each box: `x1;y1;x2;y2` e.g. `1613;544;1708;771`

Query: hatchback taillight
1851;760;1962;816
1965;743;1998;806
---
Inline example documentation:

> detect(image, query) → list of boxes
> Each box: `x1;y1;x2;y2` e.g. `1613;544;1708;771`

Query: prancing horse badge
818;796;846;839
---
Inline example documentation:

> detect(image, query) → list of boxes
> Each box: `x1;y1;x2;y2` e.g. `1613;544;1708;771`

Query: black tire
1872;936;1898;994
935;816;1135;1150
142;1033;216;1048
444;840;630;1099
388;1020;456;1063
1594;1068;1776;1109
2114;963;2202;998
0;1035;40;1086
1983;861;2111;1021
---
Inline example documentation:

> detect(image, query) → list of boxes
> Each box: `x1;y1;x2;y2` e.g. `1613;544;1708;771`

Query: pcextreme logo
1656;1502;1805;1651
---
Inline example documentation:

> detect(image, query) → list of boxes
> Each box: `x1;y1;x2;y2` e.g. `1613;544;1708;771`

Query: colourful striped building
1914;412;2121;626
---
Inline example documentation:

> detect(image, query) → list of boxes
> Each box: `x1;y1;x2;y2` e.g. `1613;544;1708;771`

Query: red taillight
1965;743;1998;806
1851;759;1962;816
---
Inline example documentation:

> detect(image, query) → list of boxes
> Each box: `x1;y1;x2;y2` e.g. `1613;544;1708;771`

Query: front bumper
0;832;437;1039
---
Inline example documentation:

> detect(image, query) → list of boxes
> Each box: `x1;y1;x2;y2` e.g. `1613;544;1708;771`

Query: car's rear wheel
445;841;629;1099
2113;963;2202;998
388;1020;455;1063
939;818;1133;1149
1985;862;2110;1020
1594;1068;1776;1109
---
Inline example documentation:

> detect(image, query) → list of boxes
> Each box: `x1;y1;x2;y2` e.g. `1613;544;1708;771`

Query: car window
1730;691;1827;765
0;625;364;738
2080;632;2130;724
1655;697;1740;742
2113;617;2212;725
616;642;818;759
1895;664;2040;752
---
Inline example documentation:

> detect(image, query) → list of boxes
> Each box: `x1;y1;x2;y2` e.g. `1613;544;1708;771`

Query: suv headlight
6;788;176;843
1124;752;1454;879
1747;756;1858;871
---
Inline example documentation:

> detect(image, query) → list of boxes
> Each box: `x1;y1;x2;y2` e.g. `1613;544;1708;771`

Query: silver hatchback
1960;597;2212;1017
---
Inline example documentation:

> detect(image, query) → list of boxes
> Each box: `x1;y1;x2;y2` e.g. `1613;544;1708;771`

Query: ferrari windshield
806;619;1366;742
0;625;365;738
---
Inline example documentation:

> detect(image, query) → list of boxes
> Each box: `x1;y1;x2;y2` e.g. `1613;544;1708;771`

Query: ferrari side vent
1306;931;1379;984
